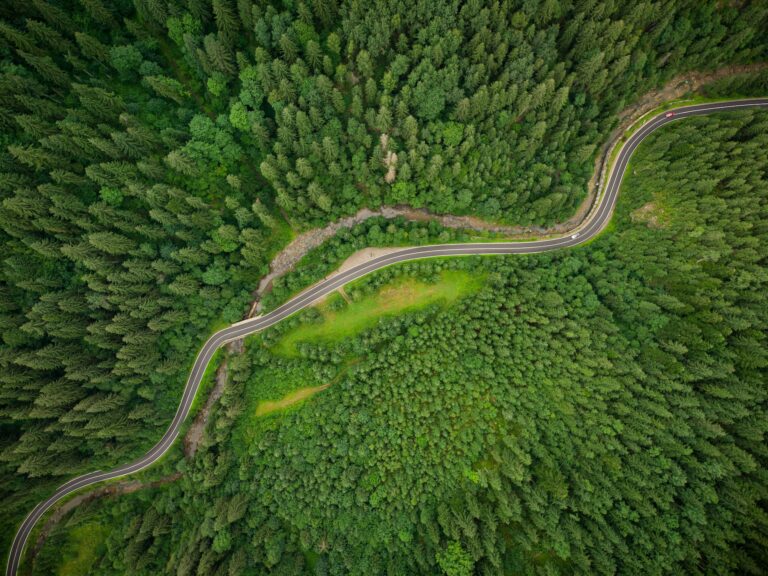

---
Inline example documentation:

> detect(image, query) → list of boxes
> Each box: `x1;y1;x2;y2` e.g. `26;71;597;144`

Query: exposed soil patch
631;201;667;229
381;133;398;183
334;247;404;275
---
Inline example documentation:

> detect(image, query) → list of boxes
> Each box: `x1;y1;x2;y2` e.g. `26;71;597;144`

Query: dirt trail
247;63;768;317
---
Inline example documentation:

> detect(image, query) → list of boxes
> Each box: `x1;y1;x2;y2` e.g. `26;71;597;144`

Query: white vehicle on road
571;232;580;239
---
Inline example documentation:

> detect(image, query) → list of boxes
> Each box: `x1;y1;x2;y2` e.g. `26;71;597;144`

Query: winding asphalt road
7;98;768;576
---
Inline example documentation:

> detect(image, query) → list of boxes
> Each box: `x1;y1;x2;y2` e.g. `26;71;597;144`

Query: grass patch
235;360;327;449
265;216;297;259
255;383;331;417
252;357;359;419
272;269;484;356
57;523;107;576
235;356;364;452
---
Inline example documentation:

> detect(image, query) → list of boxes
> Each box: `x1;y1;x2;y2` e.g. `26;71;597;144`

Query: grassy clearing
235;360;325;449
252;358;359;419
255;383;331;416
57;523;107;576
272;269;484;356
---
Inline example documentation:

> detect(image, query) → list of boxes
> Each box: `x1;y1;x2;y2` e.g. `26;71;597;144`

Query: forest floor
630;196;670;229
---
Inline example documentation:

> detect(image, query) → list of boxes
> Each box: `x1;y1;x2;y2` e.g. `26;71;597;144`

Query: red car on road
665;111;675;118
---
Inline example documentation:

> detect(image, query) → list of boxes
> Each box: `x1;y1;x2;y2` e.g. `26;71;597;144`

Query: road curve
7;98;768;576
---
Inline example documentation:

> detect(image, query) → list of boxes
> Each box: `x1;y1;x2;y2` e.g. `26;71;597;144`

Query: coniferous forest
28;107;768;576
0;1;767;575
